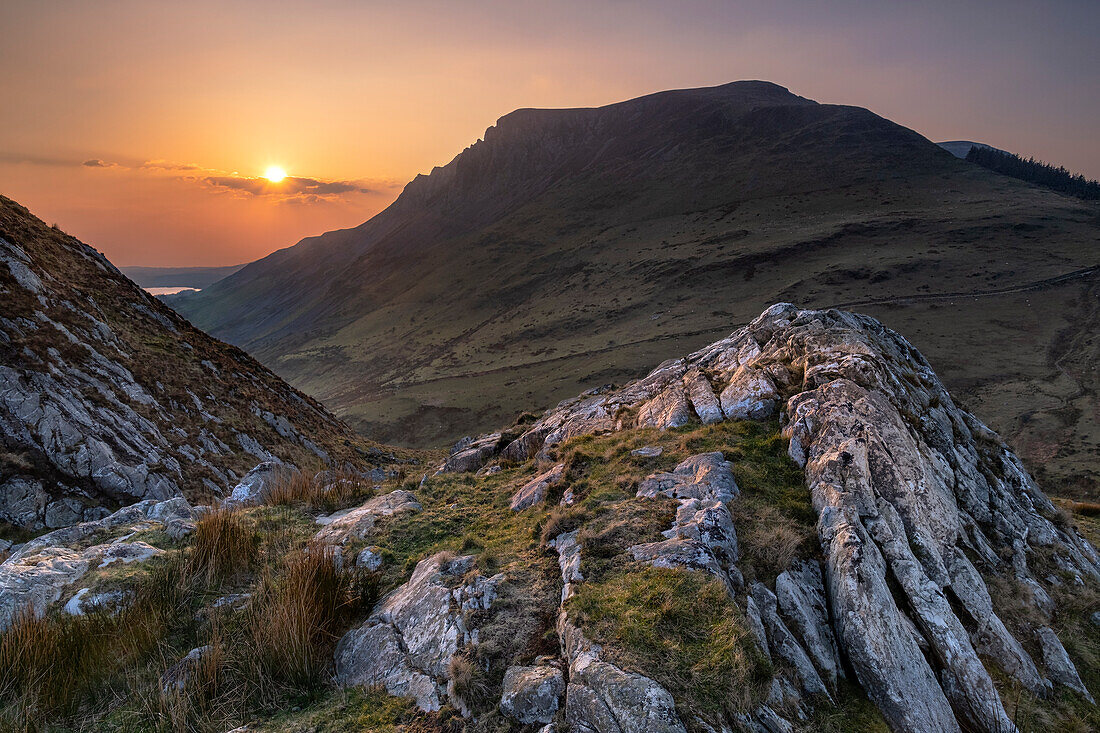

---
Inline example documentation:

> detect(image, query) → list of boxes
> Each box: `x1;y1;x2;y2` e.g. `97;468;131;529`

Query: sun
264;165;286;183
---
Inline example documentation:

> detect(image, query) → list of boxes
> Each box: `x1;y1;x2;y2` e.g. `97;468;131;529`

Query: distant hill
171;81;1100;496
936;140;1004;158
0;195;371;531
121;264;244;289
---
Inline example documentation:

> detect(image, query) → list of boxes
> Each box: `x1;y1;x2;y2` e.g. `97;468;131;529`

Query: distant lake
145;286;200;296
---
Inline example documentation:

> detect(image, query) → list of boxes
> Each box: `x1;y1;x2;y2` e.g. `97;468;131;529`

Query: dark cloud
82;158;116;167
203;174;373;197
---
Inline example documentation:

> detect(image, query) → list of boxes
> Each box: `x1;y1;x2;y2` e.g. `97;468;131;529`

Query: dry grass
265;467;376;513
186;508;255;584
244;543;378;692
569;565;771;727
735;503;813;581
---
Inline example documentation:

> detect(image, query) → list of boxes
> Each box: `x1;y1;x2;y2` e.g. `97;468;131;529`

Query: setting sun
264;165;286;183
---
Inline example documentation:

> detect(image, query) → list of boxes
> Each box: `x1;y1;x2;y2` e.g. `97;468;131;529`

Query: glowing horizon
1;0;1097;267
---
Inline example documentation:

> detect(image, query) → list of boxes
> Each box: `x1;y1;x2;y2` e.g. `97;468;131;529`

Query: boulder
314;490;421;545
500;664;565;724
225;462;292;506
443;434;502;473
511;463;565;511
636;452;738;502
334;552;501;712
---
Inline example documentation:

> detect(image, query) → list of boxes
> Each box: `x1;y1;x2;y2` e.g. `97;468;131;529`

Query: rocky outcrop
458;304;1099;732
0;197;362;530
0;497;198;630
631;452;741;591
334;552;501;711
313;490;422;545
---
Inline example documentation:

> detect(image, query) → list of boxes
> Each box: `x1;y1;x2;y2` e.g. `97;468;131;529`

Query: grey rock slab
1037;626;1094;703
751;583;831;702
775;561;842;690
225;461;291;506
334;551;501;713
719;365;777;420
511;463;565;511
314;490;421;545
637;452;738;503
500;664;565;724
684;367;724;425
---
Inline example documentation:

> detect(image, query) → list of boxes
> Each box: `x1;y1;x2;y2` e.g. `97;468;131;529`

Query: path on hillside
382;265;1099;390
826;265;1099;310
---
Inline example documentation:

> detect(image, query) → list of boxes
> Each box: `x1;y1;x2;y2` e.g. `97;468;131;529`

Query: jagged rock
636;452;738;502
225;461;292;506
947;550;1048;695
637;378;693;430
314;490;421;545
631;445;663;458
0;497;197;630
750;583;831;701
775;562;842;690
444;433;502;473
511;463;565;511
499;664;565;724
719;365;777;420
684;368;723;425
1036;626;1094;703
503;304;1100;732
334;552;501;712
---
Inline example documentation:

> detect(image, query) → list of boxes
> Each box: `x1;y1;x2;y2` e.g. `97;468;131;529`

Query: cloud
35;152;400;204
203;174;375;198
141;159;202;171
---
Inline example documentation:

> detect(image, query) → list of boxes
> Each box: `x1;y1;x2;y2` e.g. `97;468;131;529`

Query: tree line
966;146;1100;200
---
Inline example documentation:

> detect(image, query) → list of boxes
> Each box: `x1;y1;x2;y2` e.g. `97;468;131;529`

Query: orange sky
2;0;1097;266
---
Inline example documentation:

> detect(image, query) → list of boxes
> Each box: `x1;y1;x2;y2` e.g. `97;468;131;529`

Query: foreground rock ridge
0;196;362;530
433;303;1098;732
1;294;1095;731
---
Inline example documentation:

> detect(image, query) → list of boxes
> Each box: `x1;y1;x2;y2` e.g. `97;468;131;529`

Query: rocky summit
0;196;372;532
1;290;1096;731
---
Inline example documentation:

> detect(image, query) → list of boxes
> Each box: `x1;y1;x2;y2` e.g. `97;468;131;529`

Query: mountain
0;195;374;532
170;81;1100;497
2;304;1097;731
120;264;245;290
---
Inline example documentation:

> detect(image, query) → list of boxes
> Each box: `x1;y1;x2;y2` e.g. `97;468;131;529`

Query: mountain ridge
170;81;1100;497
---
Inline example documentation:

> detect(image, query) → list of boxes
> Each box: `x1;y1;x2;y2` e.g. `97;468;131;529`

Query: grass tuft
569;565;771;728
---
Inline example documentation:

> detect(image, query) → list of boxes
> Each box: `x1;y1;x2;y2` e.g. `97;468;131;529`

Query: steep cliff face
0;196;363;531
423;304;1098;732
